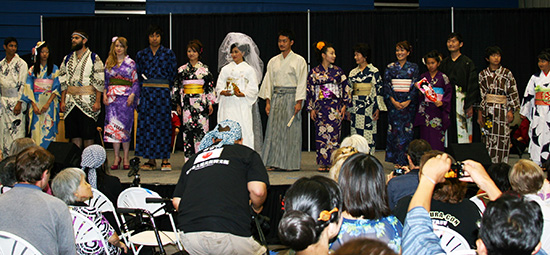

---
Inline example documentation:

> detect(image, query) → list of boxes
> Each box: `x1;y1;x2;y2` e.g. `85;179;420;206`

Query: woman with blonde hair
103;36;139;170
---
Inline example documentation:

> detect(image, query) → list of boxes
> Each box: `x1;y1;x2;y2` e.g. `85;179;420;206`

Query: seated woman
509;159;550;252
332;153;402;253
81;144;123;205
51;167;127;254
278;176;342;255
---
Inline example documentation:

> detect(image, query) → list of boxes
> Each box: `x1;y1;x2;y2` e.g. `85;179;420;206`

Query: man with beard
259;30;307;171
0;37;28;157
59;29;104;149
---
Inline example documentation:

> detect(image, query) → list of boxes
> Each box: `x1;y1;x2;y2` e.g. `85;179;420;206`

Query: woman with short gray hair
52;167;127;254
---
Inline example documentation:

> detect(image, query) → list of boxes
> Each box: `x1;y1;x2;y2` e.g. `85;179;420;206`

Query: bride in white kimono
216;33;263;150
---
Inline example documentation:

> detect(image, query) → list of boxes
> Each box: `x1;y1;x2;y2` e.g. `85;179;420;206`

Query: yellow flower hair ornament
317;207;338;221
316;41;326;51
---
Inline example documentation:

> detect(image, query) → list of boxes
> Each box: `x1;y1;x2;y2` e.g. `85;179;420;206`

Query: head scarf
198;119;242;151
81;145;106;169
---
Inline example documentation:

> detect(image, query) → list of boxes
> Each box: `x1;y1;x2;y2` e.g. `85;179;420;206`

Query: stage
106;150;399;186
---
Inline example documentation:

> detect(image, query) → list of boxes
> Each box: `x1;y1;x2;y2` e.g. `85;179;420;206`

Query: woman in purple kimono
103;37;139;170
414;50;452;151
307;41;352;171
383;40;419;166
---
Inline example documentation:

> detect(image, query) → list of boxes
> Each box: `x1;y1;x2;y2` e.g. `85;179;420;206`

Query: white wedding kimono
216;61;258;149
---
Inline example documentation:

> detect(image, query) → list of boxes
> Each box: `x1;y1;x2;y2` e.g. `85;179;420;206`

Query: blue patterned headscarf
81;145;106;169
198;119;242;151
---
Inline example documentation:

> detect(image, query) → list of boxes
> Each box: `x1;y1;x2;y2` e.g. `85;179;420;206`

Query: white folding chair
70;210;111;255
117;187;182;255
0;231;42;255
433;225;475;255
85;188;127;244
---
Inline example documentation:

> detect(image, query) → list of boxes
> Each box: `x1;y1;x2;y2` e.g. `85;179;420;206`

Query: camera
393;167;406;176
445;162;465;179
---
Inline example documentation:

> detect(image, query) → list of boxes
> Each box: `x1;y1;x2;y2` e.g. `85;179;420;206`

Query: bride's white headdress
218;32;263;83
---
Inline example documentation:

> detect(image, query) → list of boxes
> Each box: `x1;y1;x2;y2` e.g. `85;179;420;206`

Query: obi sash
143;79;169;88
425;87;444;102
353;83;372;96
183;79;204;94
392;79;412;92
315;83;341;100
535;91;550;106
486;94;507;104
34;79;53;93
109;78;132;86
67;85;95;95
0;87;19;98
273;86;296;94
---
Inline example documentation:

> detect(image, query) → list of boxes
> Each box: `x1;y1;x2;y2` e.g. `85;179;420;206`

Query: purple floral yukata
103;56;139;143
307;64;351;166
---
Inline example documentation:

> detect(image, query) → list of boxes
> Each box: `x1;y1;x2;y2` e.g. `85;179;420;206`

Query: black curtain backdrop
44;8;550;152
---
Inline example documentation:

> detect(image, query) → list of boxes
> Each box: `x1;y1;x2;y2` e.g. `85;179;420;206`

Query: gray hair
52;167;86;204
340;134;370;154
9;138;36;156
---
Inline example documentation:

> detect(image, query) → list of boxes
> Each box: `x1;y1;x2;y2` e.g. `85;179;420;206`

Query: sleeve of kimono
405;64;420;102
383;65;395;101
520;75;536;120
215;66;228;104
204;67;216;105
128;60;140;98
21;67;35;104
51;65;61;98
442;74;452;115
17;59;28;102
340;71;352;107
465;60;479;110
168;50;177;87
59;56;69;91
306;69;316;111
258;60;272;100
172;68;183;108
92;55;105;92
135;51;144;83
478;70;487;116
374;69;387;111
243;65;259;106
295;57;308;102
104;68;110;93
506;70;520;112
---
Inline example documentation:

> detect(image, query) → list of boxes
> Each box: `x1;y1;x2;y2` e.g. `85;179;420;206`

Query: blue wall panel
146;0;375;14
0;0;94;58
420;0;518;8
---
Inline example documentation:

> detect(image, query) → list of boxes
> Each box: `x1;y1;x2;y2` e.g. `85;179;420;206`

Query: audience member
81;144;123;204
334;238;397;255
331;153;402;253
401;154;546;255
329;146;358;181
393;150;480;248
470;162;511;214
52;167;127;254
509;159;550;252
0;156;16;193
0;146;76;255
387;139;431;209
340;134;371;154
172;119;268;255
278;176;342;255
9;137;36;156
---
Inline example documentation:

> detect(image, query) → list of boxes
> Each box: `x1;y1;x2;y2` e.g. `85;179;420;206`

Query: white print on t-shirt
195;148;224;164
186;148;229;175
430;211;461;227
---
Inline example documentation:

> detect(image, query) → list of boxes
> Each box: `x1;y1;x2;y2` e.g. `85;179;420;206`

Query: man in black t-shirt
172;119;269;255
